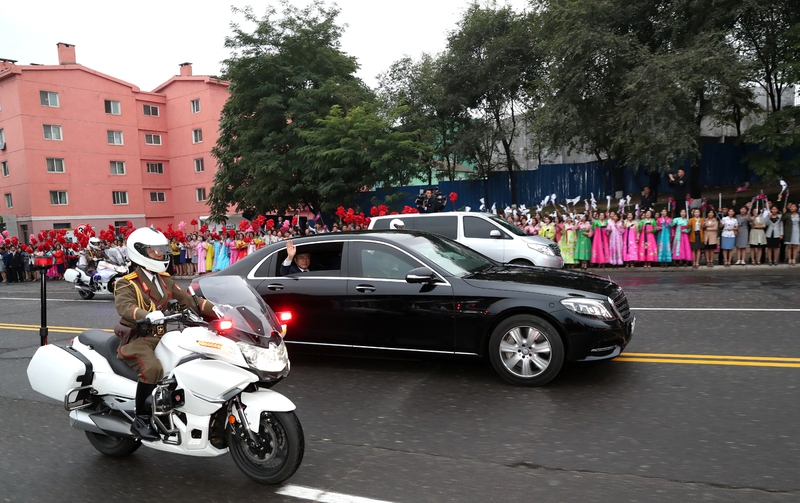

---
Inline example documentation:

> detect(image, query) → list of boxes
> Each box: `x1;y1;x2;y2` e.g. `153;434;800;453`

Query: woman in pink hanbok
590;212;609;267
638;209;658;267
606;213;624;266
670;209;692;266
622;212;639;267
195;236;208;275
227;235;238;265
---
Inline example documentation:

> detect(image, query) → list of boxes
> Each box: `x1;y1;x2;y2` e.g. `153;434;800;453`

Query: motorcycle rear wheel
85;431;141;457
227;411;304;484
78;290;95;300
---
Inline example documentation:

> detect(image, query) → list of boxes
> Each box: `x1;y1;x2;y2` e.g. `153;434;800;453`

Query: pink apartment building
0;43;230;243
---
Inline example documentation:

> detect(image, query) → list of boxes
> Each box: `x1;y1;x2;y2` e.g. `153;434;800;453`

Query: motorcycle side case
27;345;90;402
64;268;83;283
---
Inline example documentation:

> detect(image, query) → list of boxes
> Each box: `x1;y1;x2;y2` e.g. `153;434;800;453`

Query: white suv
369;212;563;269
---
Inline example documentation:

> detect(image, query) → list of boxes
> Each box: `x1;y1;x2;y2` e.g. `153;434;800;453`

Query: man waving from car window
280;240;311;275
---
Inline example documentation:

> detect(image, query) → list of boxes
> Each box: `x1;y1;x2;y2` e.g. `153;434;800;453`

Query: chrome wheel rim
498;326;552;378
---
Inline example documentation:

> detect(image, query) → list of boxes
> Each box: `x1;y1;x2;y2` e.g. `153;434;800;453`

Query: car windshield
488;214;526;236
405;234;494;277
194;275;283;344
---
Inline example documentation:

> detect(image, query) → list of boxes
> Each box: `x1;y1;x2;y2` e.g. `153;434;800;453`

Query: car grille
549;243;562;257
611;289;631;321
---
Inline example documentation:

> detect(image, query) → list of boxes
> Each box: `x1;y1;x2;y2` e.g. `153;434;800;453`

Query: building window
150;191;166;203
112;191;128;205
0;128;5;147
49;190;68;205
46;158;65;173
110;161;126;175
4;193;11;208
192;129;203;144
196;188;207;201
107;130;124;145
104;100;121;115
191;99;201;114
146;162;164;174
145;134;162;145
53;223;71;230
40;91;59;107
43;124;63;140
143;104;160;117
194;158;205;172
1;161;8;177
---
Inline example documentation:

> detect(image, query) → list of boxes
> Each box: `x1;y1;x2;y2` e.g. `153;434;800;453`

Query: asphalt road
1;268;799;503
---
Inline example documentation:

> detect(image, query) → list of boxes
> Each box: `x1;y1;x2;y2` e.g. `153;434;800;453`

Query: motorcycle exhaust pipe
69;410;134;438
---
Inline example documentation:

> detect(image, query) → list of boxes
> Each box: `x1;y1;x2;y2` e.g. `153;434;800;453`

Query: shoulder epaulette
158;272;171;277
123;272;138;281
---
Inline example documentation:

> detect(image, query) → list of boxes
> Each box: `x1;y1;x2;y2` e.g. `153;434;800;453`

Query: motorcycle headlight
560;298;615;320
236;341;288;372
527;243;555;256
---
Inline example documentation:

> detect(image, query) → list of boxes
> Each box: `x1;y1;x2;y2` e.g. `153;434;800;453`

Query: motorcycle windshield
105;247;125;265
193;275;283;346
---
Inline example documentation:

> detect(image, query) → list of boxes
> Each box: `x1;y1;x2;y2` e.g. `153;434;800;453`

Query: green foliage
744;107;800;179
210;1;422;219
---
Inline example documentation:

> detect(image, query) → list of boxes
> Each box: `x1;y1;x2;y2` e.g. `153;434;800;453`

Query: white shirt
282;259;308;272
721;216;738;238
141;268;164;297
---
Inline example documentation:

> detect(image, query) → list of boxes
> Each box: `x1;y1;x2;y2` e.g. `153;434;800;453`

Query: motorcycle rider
115;227;216;440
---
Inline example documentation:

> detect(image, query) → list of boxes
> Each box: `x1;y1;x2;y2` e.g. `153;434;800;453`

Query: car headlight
527;243;555;256
560;298;615;320
236;341;288;372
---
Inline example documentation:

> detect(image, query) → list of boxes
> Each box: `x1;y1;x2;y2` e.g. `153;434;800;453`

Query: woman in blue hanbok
213;235;230;271
656;209;673;266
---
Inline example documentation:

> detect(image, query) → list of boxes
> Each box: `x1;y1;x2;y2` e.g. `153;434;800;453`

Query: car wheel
488;315;564;386
509;259;533;267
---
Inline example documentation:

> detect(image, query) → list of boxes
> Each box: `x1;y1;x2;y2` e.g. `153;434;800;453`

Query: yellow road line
0;322;111;334
624;352;800;363
616;357;800;368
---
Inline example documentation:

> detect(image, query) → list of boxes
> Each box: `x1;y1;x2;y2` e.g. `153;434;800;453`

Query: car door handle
266;283;285;291
355;284;376;293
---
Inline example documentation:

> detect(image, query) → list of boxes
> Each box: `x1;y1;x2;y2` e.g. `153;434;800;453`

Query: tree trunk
501;138;517;206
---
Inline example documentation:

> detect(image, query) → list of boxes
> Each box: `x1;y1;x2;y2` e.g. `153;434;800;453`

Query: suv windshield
406;234;493;277
488;214;526;236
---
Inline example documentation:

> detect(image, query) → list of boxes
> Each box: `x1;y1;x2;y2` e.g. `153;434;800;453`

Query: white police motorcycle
64;247;130;300
27;275;304;484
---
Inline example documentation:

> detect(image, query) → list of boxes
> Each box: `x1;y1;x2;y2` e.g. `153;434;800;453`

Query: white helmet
127;227;171;273
88;237;101;250
390;218;405;230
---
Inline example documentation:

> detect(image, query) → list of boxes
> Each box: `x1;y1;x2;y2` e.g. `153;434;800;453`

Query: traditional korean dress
638;218;658;262
574;222;593;262
228;239;238;265
539;223;556;241
204;242;215;272
591;219;609;264
622;220;639;262
607;220;624;265
671;217;692;261
656;217;673;262
558;223;576;265
196;241;207;274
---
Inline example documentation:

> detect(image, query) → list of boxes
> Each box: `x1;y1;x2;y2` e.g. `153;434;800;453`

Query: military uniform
115;266;214;383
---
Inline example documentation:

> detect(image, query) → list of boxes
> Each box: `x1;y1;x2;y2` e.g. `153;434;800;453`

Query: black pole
32;264;50;346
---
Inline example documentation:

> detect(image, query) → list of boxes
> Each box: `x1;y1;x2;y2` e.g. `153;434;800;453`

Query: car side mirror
489;230;502;238
406;267;436;284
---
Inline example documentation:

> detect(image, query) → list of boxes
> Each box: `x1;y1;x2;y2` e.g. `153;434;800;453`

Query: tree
441;2;540;205
296;104;433;209
378;54;473;183
209;1;372;219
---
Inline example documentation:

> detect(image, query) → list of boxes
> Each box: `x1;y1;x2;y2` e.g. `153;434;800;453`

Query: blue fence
356;143;766;212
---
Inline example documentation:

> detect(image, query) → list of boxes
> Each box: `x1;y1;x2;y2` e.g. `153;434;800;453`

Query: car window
350;242;423;280
463;216;506;239
273;242;344;277
404;234;493;277
487;214;525;236
412;215;458;240
252;252;275;278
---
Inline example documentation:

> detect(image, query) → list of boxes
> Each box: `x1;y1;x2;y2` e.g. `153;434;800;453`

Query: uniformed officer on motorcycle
114;227;216;440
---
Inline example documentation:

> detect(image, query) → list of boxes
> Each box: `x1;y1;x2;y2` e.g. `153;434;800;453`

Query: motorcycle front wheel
227;411;304;484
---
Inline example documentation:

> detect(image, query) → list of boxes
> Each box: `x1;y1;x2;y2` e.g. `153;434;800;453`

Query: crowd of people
507;199;799;269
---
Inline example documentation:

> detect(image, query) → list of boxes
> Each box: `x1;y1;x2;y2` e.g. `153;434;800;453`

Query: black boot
131;382;159;441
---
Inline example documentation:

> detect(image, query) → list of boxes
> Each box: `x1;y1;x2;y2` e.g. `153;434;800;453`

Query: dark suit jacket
669;175;689;202
9;251;24;268
280;262;306;275
640;193;656;211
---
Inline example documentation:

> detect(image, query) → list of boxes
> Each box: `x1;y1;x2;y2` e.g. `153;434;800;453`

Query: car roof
371;212;481;220
273;230;431;244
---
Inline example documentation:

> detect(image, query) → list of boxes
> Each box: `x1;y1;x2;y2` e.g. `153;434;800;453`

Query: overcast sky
1;0;528;92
